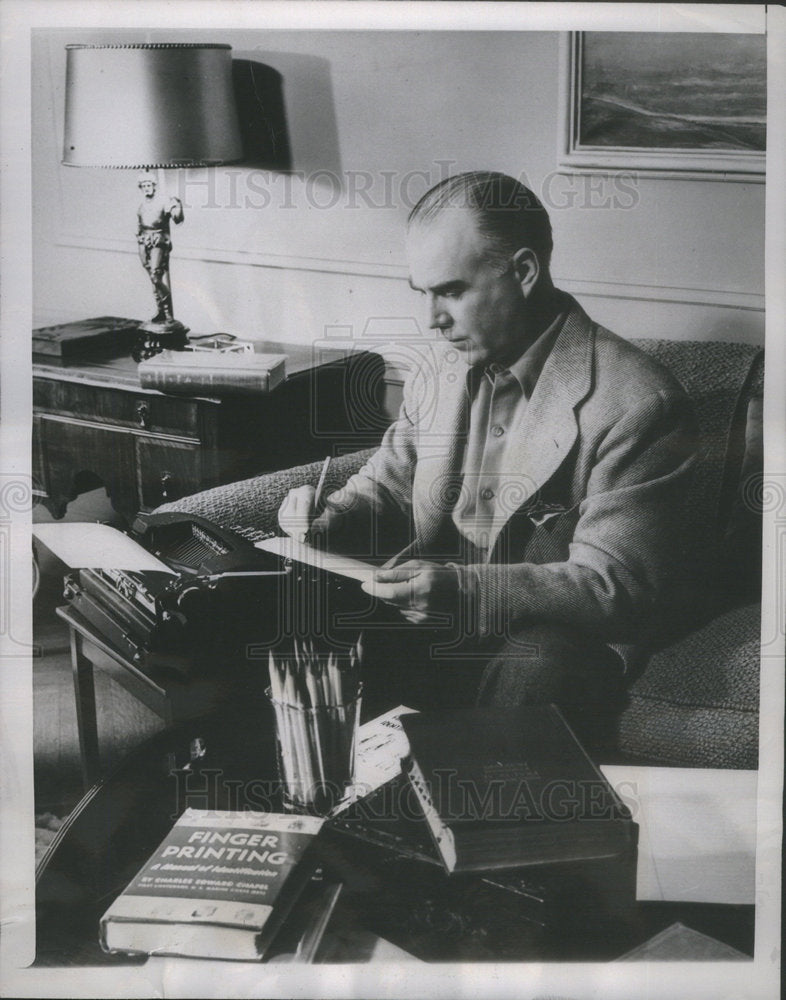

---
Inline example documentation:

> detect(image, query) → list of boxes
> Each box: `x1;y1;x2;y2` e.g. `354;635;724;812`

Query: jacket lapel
484;300;595;556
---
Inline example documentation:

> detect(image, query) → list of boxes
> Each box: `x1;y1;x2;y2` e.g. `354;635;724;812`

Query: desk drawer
136;438;203;509
34;377;203;438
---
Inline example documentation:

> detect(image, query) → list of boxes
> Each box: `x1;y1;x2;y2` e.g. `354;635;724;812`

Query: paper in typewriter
33;523;175;573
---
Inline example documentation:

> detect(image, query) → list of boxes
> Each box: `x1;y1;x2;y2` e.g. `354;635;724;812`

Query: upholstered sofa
158;339;764;770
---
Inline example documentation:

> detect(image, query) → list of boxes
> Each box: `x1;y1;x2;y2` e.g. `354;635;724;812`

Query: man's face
406;208;527;368
139;180;156;198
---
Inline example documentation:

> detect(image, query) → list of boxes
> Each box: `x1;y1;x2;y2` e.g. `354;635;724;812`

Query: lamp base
131;320;190;363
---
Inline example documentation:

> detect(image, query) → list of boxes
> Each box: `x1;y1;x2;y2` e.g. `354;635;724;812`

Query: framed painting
558;31;766;179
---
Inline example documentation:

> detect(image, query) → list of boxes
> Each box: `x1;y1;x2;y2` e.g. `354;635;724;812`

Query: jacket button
491;424;504;437
481;487;495;501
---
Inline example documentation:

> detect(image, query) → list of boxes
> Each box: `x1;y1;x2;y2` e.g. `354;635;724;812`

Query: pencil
313;455;332;511
380;538;418;570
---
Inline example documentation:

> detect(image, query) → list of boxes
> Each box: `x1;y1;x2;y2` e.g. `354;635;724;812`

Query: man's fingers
277;485;316;539
374;560;426;583
361;578;419;606
399;608;431;624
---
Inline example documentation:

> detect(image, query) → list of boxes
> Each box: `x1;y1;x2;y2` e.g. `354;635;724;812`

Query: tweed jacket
317;296;698;643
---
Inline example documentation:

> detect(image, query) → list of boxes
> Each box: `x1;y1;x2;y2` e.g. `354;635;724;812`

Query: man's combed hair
408;171;553;272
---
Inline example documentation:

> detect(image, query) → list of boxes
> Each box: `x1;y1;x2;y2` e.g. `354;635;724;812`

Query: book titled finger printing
100;809;324;961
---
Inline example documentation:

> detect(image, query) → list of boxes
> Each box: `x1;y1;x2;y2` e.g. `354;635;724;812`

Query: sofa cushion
630;340;764;587
157;448;375;533
617;603;760;769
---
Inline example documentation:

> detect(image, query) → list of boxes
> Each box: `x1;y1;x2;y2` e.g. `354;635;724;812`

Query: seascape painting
559;31;766;177
578;32;766;152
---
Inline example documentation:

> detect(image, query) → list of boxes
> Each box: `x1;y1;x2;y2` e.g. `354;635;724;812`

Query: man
279;172;697;733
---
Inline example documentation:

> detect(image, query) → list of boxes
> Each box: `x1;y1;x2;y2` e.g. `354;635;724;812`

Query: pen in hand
379;539;419;571
299;455;331;545
313;455;332;511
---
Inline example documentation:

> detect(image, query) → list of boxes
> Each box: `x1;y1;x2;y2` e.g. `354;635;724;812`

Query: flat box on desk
401;706;637;874
33;316;140;359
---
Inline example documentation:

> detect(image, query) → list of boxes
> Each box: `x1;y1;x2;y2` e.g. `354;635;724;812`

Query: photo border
1;3;782;999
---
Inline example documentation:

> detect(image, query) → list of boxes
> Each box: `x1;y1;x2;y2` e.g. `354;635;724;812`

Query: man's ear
511;248;539;299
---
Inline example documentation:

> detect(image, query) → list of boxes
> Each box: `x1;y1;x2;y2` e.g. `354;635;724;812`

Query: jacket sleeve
461;388;699;642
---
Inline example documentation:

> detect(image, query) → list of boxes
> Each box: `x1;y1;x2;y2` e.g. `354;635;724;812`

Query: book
327;773;444;866
33;316;140;358
400;706;637;873
326;706;440;864
137;349;286;395
323;799;638;962
100;809;325;961
264;873;343;963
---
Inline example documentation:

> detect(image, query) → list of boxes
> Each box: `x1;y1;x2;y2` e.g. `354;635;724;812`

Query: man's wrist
446;562;481;602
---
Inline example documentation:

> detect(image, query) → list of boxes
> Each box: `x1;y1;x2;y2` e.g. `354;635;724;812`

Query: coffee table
34;692;756;969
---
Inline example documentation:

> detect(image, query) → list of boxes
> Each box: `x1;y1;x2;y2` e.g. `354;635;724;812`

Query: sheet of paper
353;705;419;794
614;921;749;961
255;535;384;589
601;765;757;905
330;705;419;815
33;522;175;573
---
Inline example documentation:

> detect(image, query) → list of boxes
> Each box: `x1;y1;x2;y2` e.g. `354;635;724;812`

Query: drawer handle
160;471;173;500
135;400;150;429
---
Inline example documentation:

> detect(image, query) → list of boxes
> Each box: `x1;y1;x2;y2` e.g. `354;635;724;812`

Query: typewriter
62;513;364;678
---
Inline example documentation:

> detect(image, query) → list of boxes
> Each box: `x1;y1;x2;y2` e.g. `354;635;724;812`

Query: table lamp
63;43;243;360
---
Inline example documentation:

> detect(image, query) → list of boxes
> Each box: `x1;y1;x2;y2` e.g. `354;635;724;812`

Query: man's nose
429;300;451;331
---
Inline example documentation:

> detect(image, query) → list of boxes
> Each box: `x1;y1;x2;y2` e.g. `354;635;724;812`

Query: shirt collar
475;300;568;399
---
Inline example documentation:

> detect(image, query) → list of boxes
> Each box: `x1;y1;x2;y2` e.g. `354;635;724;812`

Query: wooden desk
33;341;386;521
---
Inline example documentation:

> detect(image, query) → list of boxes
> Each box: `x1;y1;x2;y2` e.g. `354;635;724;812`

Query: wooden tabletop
33;339;359;392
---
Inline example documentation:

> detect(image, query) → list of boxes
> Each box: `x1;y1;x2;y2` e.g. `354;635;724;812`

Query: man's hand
363;560;460;623
277;485;316;544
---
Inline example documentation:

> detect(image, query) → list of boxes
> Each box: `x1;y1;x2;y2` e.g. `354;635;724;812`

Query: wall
33;28;765;380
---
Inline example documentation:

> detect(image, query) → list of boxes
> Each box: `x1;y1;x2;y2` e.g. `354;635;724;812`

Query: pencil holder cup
267;686;362;816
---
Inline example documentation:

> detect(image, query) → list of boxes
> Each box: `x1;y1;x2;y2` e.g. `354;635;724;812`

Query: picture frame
558;31;766;181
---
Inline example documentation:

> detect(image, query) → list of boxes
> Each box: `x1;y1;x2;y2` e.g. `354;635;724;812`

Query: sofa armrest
154;448;375;534
616;602;760;769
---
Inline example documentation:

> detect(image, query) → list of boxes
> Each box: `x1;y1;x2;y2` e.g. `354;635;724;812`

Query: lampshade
63;43;243;168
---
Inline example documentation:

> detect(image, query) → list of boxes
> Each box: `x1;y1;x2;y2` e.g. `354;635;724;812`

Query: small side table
56;604;225;791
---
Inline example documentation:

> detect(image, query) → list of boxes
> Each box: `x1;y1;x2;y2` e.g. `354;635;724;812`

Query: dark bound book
400;706;637;873
33;316;139;359
100;810;325;961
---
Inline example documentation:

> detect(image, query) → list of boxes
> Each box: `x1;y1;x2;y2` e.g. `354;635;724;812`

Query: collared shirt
451;308;567;559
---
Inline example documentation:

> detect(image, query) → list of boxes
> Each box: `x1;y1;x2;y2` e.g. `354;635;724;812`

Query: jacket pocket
522;505;581;564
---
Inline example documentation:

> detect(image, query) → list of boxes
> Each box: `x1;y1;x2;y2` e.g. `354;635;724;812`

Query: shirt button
480;487;495;501
491;424;505;437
